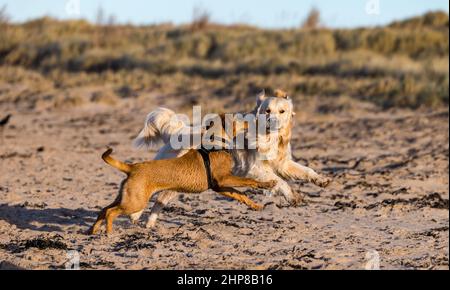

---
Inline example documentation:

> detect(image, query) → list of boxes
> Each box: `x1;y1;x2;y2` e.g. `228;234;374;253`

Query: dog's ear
256;89;266;106
218;113;227;130
274;89;288;99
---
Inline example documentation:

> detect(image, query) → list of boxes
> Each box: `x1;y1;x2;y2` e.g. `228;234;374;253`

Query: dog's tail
102;148;131;174
133;107;187;149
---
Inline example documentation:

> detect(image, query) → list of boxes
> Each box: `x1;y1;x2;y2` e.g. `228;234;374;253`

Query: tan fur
273;89;288;98
90;149;275;235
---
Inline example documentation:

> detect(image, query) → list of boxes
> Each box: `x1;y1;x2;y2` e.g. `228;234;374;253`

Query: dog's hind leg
89;200;119;235
129;190;167;224
142;147;186;228
89;209;107;235
105;206;123;234
129;211;144;224
146;191;178;229
216;188;263;211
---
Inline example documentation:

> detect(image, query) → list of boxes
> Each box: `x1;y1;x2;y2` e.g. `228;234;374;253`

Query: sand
0;95;448;270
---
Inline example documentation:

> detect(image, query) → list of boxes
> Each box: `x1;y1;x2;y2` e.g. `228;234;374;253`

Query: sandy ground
0;94;448;270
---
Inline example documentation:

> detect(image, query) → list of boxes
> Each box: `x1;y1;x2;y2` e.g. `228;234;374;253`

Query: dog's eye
266;109;271;114
279;110;285;114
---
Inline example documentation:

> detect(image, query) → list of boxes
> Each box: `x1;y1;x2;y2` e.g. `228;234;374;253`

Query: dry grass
0;11;448;110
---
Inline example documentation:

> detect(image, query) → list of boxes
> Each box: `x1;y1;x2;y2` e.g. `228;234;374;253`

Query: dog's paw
145;214;158;229
252;203;265;211
258;180;277;189
313;175;332;188
88;226;98;235
145;220;156;229
287;192;304;207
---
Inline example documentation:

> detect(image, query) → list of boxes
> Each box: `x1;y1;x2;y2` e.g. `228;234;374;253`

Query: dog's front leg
273;176;303;206
216;188;264;211
279;160;331;187
247;165;302;206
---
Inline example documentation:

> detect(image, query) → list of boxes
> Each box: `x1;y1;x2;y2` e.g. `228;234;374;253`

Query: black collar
197;146;219;190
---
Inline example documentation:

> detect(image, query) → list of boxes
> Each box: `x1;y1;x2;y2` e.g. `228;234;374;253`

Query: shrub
0;11;448;109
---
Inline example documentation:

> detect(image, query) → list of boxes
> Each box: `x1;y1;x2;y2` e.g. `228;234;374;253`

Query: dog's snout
266;117;279;129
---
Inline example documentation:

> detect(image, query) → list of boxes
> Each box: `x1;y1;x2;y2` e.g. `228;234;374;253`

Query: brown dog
89;148;276;234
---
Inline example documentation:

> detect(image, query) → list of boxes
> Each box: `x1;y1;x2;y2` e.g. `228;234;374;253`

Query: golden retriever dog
132;89;331;228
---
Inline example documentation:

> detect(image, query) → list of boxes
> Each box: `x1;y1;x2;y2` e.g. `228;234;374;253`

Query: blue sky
0;0;448;28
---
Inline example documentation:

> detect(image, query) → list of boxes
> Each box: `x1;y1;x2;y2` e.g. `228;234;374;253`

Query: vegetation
301;7;322;29
0;10;448;110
